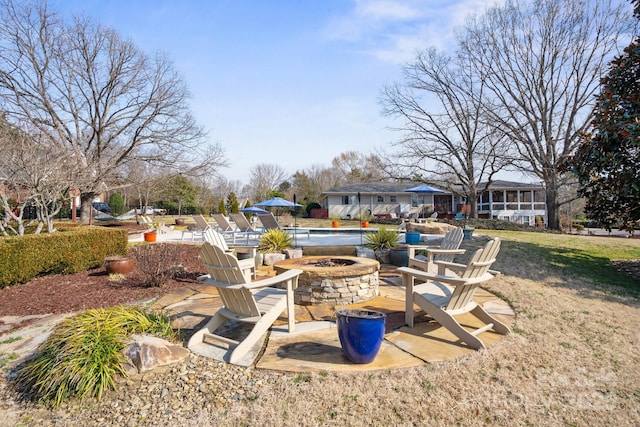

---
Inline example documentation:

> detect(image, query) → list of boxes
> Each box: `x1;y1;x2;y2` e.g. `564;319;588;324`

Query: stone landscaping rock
125;334;190;374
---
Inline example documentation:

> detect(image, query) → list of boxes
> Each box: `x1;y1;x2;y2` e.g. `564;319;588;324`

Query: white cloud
324;0;503;65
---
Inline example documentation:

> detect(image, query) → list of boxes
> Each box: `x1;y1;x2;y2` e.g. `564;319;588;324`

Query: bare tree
291;163;344;204
249;163;289;202
0;122;75;235
331;151;386;185
381;48;512;217
457;0;635;229
0;0;226;222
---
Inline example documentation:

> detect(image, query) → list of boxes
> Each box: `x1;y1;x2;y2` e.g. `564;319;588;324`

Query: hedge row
0;227;128;288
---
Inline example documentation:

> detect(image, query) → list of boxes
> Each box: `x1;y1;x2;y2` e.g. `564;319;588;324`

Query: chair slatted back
257;213;280;230
435;227;464;264
445;238;501;311
211;214;235;232
229;213;256;232
200;243;260;317
192;214;211;231
203;228;231;252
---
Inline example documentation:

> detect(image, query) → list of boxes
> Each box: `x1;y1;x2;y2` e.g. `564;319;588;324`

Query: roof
322;180;543;195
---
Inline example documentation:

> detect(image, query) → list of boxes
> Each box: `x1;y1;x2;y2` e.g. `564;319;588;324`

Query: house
320;180;546;226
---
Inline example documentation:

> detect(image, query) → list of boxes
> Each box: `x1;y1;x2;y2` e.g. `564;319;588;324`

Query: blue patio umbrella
254;197;302;208
240;206;269;214
405;184;445;218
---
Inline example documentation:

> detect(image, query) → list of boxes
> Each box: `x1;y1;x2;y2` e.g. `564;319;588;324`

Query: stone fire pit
274;256;380;306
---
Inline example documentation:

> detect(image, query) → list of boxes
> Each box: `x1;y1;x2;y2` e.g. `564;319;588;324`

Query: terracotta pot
361;221;369;228
144;231;157;242
331;220;339;228
175;218;185;226
104;256;135;274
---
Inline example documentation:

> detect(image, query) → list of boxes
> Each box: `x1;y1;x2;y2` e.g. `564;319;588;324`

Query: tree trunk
80;194;97;224
545;185;560;231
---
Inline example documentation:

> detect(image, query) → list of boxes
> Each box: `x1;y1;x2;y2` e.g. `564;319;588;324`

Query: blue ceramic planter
336;309;386;364
405;232;421;244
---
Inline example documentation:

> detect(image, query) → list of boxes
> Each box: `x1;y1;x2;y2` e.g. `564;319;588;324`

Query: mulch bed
0;243;206;321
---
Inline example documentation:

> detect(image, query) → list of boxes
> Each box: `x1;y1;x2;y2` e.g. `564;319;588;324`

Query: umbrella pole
358;192;362;247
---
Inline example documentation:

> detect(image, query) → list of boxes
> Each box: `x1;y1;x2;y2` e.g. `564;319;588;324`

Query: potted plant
364;227;400;264
336;309;386;364
258;229;293;265
358;210;372;228
330;215;340;228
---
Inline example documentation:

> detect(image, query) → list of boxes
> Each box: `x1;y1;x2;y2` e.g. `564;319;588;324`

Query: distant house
320;180;546;226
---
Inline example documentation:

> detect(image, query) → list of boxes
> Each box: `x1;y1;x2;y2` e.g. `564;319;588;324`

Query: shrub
0;227;127;288
12;306;176;408
133;243;182;287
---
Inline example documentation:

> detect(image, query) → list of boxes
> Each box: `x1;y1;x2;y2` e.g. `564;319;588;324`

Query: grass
483;230;640;296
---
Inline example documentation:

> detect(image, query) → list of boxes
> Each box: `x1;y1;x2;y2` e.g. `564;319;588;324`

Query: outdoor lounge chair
181;214;209;241
229;213;263;238
407;227;465;273
200;228;257;281
398;237;510;350
257;212;310;238
211;214;236;233
188;242;303;364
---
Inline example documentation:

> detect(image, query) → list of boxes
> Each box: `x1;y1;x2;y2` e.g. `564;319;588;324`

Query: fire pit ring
274;256;380;305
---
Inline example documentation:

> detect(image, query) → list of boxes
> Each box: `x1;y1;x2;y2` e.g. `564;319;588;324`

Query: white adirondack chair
398;238;510;350
407;227;465;273
188;243;302;364
200;227;257;281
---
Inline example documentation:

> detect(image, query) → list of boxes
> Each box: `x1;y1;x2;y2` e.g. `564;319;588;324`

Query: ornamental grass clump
363;227;400;251
13;306;176;408
258;229;293;253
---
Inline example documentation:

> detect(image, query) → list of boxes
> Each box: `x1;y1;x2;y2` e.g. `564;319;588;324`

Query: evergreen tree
565;0;640;234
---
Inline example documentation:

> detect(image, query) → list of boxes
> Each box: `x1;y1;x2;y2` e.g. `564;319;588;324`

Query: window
520;191;532;203
534;190;545;210
506;191;518;210
491;190;505;211
411;195;418;207
341;195;355;205
377;195;384;203
477;191;490;211
390;195;397;203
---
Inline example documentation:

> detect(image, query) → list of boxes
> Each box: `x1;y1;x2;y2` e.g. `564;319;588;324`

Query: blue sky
52;0;502;184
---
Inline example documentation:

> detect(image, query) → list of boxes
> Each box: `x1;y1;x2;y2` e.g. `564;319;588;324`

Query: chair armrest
424;248;465;256
242;269;303;290
406;244;435;258
228;244;258;258
397;267;494;286
397;267;469;286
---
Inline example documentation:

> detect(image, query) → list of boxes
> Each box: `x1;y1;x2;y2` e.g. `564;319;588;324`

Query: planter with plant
364;227;400;264
358;210;372;228
330;215;340;228
258;229;293;265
